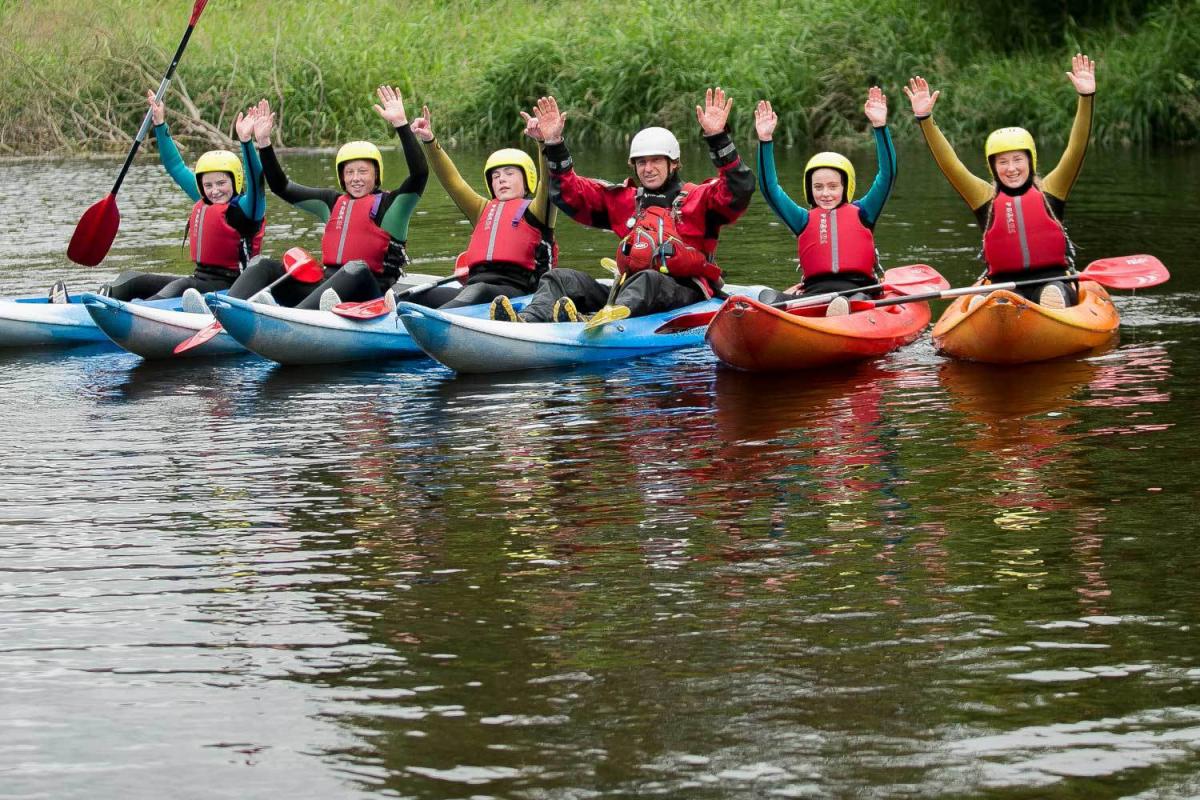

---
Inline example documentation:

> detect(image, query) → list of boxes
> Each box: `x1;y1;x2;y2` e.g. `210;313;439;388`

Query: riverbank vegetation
1;0;1196;153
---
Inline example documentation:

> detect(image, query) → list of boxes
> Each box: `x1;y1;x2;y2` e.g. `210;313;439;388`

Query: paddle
655;264;947;334
67;0;209;266
332;275;459;320
172;248;325;354
855;255;1169;311
583;271;629;330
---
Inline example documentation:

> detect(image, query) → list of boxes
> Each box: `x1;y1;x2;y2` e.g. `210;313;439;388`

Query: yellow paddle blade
583;304;631;331
599;258;619;276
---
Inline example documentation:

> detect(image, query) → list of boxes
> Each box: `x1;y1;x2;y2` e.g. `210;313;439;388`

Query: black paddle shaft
109;22;199;196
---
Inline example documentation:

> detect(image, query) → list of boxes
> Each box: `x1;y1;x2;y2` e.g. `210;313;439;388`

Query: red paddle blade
282;247;325;283
883;278;952;297
189;0;210;25
66;194;120;266
332;296;393;320
882;264;948;290
655;308;718;334
1082;255;1170;289
174;320;223;354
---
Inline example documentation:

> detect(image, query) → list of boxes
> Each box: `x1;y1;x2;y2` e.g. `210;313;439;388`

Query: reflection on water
2;148;1200;798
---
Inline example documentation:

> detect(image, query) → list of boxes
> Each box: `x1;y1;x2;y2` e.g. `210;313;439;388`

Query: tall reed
1;0;1196;153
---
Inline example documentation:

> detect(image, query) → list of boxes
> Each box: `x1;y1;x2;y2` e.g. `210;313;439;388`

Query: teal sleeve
855;125;896;227
757;140;808;236
235;140;266;222
379;193;419;240
154;123;201;202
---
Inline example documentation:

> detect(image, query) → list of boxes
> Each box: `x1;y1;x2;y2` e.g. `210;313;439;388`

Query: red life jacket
187;200;265;271
981;185;1070;275
457;199;554;280
615;186;722;289
795;204;877;281
322;193;393;273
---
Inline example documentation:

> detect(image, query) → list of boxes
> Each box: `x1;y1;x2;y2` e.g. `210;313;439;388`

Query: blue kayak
397;283;769;373
206;287;514;366
82;293;245;359
0;293;182;349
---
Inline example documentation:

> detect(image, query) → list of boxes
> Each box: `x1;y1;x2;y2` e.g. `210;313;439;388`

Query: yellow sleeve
1041;93;1094;202
529;146;556;229
918;116;994;212
424;140;487;224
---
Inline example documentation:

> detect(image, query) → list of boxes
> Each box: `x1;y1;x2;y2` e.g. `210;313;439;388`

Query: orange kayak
706;291;931;371
932;280;1119;364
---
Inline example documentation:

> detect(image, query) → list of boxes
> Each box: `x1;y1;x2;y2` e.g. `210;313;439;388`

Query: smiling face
809;167;845;209
633;155;676;191
488;165;527;201
991;150;1031;189
340;159;378;198
200;172;235;204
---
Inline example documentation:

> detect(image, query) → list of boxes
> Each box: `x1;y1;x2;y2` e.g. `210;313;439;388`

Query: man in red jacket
492;88;754;323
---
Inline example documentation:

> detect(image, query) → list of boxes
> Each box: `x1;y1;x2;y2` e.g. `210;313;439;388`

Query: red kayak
706;290;931;371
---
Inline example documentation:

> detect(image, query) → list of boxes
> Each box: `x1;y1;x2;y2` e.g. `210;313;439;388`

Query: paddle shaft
396;274;459;300
109;3;205;196
868;272;1086;308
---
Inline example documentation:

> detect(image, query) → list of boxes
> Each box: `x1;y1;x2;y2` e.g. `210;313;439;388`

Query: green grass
1;0;1197;154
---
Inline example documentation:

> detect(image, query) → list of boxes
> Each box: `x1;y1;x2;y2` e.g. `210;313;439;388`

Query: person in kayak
226;86;427;310
754;86;896;316
490;88;753;323
49;94;266;306
904;53;1096;309
408;104;556;309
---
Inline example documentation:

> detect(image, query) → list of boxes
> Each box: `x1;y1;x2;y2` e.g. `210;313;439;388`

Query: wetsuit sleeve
917;116;993;212
1041;93;1094;203
544;140;621;232
855;125;897;228
258;145;336;222
757;140;808;236
376;124;428;241
424;139;487;223
153;123;201;202
530;146;556;229
691;131;755;222
235;140;266;222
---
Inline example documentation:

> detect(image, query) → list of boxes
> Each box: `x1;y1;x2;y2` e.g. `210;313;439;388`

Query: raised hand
520;109;544;143
1066;53;1096;95
903;76;940;117
411;104;434;142
754;100;777;142
373;85;409;127
234;104;257;142
864;85;888;127
695;87;733;136
251;99;274;148
532;96;566;145
146;90;165;126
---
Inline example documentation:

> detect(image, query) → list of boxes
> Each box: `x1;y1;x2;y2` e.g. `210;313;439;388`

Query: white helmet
629;127;680;161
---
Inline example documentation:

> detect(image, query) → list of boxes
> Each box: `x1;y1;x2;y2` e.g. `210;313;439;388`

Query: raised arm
1042;54;1096;201
251;98;337;220
148;90;200;202
855;87;897;227
414;105;488;222
905;76;992;211
755;99;808;235
374;86;428;197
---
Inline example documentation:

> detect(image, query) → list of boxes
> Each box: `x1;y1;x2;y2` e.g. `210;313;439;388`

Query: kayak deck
706;291;931;371
398;284;769;373
82;293;245;359
932;280;1119;364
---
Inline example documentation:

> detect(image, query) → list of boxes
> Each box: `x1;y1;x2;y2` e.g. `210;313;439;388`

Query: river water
1;138;1198;799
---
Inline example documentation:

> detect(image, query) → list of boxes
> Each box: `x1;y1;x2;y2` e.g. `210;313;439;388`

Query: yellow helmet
195;150;244;196
483;148;538;197
985;127;1037;178
803;151;855;206
335;141;384;190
